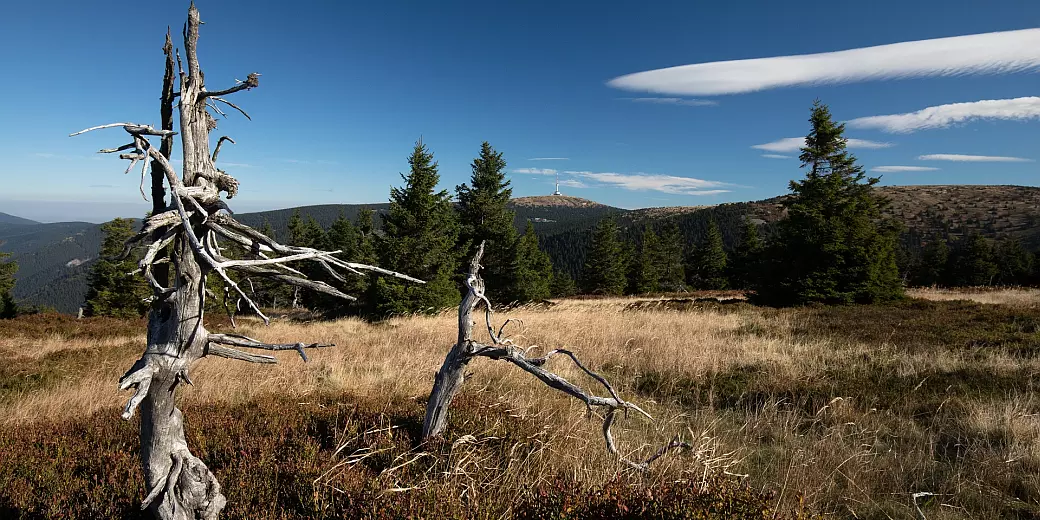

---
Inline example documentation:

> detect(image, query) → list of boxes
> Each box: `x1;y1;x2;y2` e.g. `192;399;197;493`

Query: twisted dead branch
422;242;689;471
71;4;420;518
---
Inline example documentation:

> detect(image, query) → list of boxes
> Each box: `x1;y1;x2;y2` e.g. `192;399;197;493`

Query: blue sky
0;1;1037;222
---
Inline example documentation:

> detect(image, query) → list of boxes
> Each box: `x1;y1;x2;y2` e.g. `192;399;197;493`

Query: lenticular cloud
848;97;1040;133
608;29;1040;96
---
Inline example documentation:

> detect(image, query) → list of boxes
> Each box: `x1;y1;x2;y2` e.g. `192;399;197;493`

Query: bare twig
212;136;235;162
210;96;251;120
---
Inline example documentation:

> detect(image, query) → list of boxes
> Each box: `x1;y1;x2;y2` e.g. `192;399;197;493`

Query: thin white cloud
849;96;1040;133
512;167;558;175
528;157;569;161
563;170;730;195
623;97;719;107
752;137;893;153
558;179;587;188
220;162;252;168
762;154;793;159
608;28;1040;96
870;166;940;172
918;153;1034;162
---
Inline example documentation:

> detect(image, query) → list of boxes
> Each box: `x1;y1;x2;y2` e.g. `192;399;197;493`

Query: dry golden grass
909;286;1040;307
2;295;1038;518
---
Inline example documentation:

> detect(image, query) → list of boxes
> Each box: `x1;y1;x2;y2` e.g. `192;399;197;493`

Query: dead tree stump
422;242;689;471
72;4;420;518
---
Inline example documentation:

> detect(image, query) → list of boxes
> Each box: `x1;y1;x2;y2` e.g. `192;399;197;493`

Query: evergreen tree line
579;101;904;305
84;140;559;319
79;101;1040;317
578;101;1039;305
575;216;746;296
899;233;1038;287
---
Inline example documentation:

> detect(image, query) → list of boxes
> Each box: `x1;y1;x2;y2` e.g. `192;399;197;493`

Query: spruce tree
630;228;660;294
373;139;461;316
730;218;763;289
580;216;627;295
0;251;17;319
287;210;324;249
308;213;357;316
653;222;686;293
916;239;950;286
550;269;577;297
354;208;377;265
752;100;903;305
949;233;998;286
325;213;358;262
512;222;554;301
249;219;292;308
285;211;328;309
689;219;729;289
84;218;150;318
456;142;517;301
994;238;1033;285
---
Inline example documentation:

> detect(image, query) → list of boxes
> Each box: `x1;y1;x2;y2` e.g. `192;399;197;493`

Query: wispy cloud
563;171;730;195
622;97;719;107
220;162;252;168
512;167;557;175
849;96;1040;133
918;153;1034;162
608;29;1040;96
761;154;793;159
752;137;893;153
528;157;569;161
88;184;117;188
870;166;940;172
558;179;587;188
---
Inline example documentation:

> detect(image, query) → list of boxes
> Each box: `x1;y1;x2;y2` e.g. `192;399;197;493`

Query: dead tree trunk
148;29;177;288
422;242;688;471
72;5;421;519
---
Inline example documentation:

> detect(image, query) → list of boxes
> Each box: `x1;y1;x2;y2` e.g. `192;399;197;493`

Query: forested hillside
2;185;1038;313
0;213;39;226
0;221;104;313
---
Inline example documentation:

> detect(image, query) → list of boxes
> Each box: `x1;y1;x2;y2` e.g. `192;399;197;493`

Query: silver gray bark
73;4;420;518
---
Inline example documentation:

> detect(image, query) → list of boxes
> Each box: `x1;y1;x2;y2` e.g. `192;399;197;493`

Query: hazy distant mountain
0;220;101;313
3;185;1037;313
0;212;40;226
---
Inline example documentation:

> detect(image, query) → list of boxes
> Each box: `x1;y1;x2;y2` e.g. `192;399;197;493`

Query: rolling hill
2;185;1037;313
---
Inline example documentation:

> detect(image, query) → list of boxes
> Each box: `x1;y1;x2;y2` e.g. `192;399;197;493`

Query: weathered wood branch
208;333;332;363
422;242;688;472
201;72;260;98
70;122;176;137
211;136;235;162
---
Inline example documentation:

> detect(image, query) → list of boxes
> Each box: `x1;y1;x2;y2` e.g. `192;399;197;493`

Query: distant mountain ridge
2;184;1037;313
0;212;40;226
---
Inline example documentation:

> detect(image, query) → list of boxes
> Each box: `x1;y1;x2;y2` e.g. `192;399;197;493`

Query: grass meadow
1;289;1038;518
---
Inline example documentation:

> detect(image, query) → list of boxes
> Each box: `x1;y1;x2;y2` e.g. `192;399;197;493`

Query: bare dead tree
72;5;420;519
422;242;689;471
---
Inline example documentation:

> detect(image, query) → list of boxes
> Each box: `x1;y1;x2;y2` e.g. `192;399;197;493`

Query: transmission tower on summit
553;171;562;196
